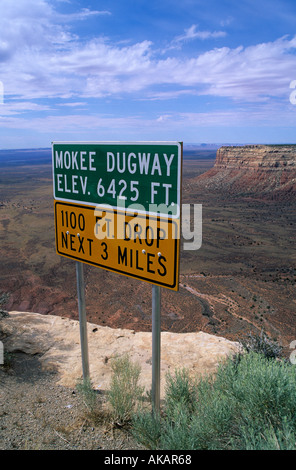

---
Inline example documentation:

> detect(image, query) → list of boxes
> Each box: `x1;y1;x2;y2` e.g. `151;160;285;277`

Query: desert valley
0;145;295;352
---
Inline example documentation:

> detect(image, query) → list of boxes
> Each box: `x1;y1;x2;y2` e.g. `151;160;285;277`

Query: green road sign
52;141;182;218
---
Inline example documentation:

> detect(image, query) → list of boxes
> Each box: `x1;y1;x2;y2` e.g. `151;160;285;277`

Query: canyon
196;145;296;199
0;146;295;353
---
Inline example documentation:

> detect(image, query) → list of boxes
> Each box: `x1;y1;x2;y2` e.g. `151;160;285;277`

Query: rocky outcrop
196;145;296;199
1;311;239;398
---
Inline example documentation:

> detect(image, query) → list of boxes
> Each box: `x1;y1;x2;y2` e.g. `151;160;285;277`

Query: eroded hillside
196;145;296;199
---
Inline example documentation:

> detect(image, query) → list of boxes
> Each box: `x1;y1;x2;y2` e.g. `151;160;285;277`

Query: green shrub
76;377;98;415
164;368;197;420
132;352;296;450
237;418;296;450
131;410;162;449
108;354;144;426
239;330;283;359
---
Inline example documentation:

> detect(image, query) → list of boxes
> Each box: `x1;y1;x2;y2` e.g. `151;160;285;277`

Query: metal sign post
75;261;90;381
152;284;161;414
52;141;183;408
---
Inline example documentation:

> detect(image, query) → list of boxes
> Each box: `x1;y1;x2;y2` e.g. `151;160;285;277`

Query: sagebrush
132;351;296;450
108;354;144;425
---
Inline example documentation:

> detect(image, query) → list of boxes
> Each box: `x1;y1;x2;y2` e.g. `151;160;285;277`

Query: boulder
1;311;239;397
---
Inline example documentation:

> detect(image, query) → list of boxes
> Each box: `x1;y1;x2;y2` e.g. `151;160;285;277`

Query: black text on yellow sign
54;201;180;290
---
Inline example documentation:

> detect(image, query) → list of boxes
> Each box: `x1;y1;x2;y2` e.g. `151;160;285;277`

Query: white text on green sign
52;142;182;218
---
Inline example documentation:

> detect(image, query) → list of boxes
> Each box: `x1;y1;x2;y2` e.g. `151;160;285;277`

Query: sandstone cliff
196;145;296;199
1;311;239;398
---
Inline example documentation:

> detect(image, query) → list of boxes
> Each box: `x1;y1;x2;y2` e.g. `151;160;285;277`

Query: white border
52;141;182;219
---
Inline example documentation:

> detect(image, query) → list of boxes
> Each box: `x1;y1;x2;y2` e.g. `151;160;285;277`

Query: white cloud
55;7;111;22
0;101;52;116
0;0;110;58
220;17;234;27
0;0;296;110
173;25;227;43
143;89;198;101
0;103;294;150
191;36;296;100
59;102;87;107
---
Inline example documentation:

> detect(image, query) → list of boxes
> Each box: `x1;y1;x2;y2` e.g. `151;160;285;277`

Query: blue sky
1;0;296;148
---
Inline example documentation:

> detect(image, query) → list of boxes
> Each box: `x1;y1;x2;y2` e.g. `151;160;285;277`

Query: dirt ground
0;352;144;451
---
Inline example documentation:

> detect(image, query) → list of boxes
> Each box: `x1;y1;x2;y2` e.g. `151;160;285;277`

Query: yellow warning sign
54;201;180;290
